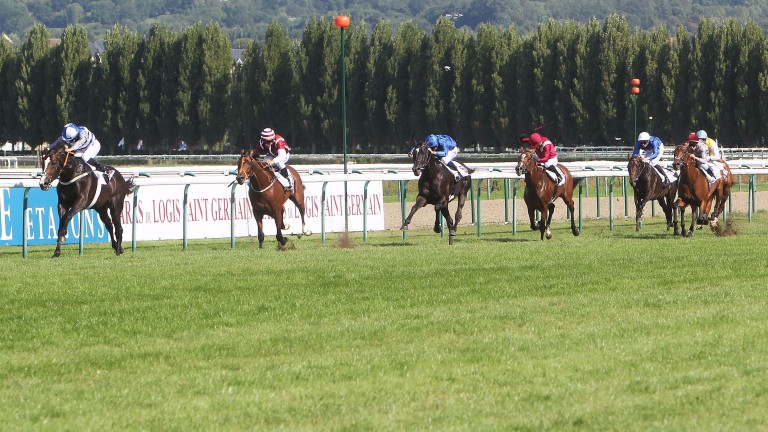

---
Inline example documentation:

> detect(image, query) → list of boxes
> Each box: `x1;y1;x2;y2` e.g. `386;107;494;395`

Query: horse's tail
125;176;136;195
571;176;583;187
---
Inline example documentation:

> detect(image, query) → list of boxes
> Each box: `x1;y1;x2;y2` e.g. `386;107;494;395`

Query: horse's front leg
53;206;78;258
255;215;265;248
670;193;680;236
634;195;647;231
544;202;555;240
401;195;428;231
273;209;288;247
526;202;537;231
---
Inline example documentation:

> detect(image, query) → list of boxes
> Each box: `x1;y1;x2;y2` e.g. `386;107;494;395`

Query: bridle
628;156;648;185
237;154;278;193
516;150;536;176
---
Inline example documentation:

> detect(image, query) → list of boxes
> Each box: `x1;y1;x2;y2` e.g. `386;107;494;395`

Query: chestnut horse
400;141;472;245
39;144;134;258
515;148;580;240
627;156;679;233
235;150;311;248
672;143;732;236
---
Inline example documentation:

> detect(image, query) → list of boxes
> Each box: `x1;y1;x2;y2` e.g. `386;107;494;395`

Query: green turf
2;214;768;430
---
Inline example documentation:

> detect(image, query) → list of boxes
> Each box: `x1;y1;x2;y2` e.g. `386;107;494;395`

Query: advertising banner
0;180;384;246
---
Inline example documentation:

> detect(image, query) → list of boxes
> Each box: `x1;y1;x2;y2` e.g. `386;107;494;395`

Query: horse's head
515;147;535;176
235;149;254;185
39;145;70;191
627;155;646;187
409;142;432;176
672;143;693;171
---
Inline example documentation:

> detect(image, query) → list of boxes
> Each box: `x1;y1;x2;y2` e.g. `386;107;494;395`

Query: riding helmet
696;130;708;139
688;132;699;142
424;135;439;148
261;128;276;141
62;123;81;143
637;131;650;142
529;133;543;147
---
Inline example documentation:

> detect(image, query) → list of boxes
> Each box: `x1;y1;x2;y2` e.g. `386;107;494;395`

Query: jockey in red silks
256;128;293;191
528;132;564;186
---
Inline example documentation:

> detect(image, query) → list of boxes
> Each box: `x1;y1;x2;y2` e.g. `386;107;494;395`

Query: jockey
528;132;564;186
256;128;293;191
632;131;673;186
689;132;719;183
424;134;469;181
50;123;112;182
697;129;727;179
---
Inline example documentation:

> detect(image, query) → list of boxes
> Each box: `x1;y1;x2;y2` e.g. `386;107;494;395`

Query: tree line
2;15;768;156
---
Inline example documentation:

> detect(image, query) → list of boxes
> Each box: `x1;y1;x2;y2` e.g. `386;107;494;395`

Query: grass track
2;214;768;430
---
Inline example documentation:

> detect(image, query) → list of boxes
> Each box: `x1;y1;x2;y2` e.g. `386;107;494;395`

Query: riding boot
280;167;293;191
446;161;461;181
546;165;562;185
654;165;669;186
88;158;112;181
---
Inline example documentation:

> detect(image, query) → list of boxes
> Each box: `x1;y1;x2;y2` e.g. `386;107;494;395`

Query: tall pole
631;78;640;141
335;16;350;232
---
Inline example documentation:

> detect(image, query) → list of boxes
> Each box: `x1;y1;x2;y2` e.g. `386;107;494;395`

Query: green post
335;16;350;234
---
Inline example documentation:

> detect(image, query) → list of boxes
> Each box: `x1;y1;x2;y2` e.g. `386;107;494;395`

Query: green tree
0;34;17;142
198;23;232;150
15;23;51;147
364;20;397;152
239;39;266;148
696;18;726;137
259;21;297;148
297;17;339;153
102;24;142;153
138;23;176;152
51;25;91;130
391;22;428;142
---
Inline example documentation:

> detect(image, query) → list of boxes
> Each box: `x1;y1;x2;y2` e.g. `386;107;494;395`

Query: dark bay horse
39;145;133;258
627;156;679;234
400;142;472;245
515;148;580;240
235;150;311;248
672;143;732;236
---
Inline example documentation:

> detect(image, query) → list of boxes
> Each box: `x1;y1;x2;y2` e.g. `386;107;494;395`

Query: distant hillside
2;0;768;43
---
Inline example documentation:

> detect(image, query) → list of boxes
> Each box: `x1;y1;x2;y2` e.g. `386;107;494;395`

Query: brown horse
515;148;580;240
400;141;472;245
627;156;679;233
672;143;732;236
39;144;133;258
235;150;311;248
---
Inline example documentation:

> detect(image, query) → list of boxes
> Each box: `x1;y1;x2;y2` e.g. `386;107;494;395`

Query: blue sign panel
0;187;109;246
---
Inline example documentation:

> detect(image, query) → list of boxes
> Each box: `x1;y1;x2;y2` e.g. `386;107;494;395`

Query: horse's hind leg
288;192;312;236
563;195;579;236
96;206;120;255
544;203;555;240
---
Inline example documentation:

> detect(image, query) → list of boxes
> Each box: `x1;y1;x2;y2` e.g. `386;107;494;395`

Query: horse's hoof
303;230;313;236
686;232;693;238
572;228;580;236
545;232;552;240
400;225;408;231
283;224;290;230
449;230;456;236
433;226;441;234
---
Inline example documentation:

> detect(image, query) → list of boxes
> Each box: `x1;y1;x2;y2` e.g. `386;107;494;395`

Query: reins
241;158;278;193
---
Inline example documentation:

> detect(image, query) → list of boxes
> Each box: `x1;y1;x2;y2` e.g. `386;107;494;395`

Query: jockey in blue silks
423;134;469;181
632;131;675;186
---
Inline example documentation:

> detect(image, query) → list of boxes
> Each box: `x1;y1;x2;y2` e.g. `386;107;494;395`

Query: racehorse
235;150;311;248
627;156;679;234
39;144;133;258
400;141;472;245
515;148;580;240
672;143;732;236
